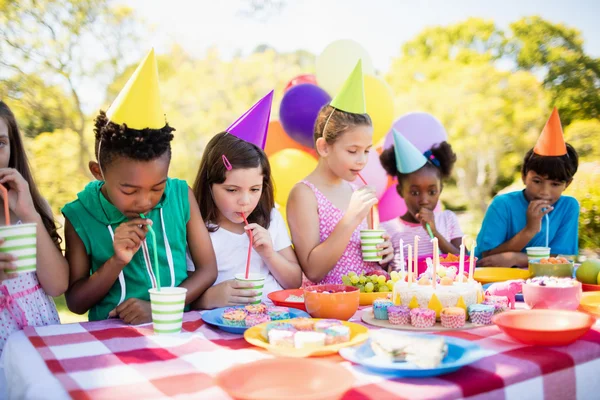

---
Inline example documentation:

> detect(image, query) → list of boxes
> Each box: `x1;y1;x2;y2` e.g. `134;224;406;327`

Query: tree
565;119;600;163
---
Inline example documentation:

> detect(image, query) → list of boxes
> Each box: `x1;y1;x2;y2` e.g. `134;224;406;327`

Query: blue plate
339;334;489;377
201;306;310;334
482;283;523;302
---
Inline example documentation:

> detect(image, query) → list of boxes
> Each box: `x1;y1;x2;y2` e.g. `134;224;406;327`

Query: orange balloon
264;120;317;158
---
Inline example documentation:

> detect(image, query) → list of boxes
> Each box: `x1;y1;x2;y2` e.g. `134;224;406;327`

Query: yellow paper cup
360;229;385;262
235;273;265;304
0;223;37;275
148;287;187;334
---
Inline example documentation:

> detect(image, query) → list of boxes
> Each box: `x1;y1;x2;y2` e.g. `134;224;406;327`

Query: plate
579;291;600;317
359;292;390;306
361;307;483;331
244;318;369;357
201;306;310;334
339;334;488;377
267;289;306;311
582;282;600;292
474;267;530;284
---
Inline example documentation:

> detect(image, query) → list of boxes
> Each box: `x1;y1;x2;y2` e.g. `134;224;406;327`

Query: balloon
378;184;443;222
280;84;331;148
284;74;317;92
316;39;375;96
357;150;388;199
365;75;394;144
383;112;448;153
270;149;318;206
264;120;317;158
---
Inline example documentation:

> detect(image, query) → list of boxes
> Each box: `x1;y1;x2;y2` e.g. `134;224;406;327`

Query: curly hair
521;143;579;182
380;141;457;187
93;111;174;167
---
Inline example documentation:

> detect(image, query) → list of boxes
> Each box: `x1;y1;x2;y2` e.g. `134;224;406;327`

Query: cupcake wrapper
222;319;246;327
470;311;493;325
411;314;436;328
325;336;350;345
270;313;290;321
388;313;410;325
441;314;466;329
373;309;390;320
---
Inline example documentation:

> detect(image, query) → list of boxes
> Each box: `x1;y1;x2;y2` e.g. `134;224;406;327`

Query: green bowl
528;262;574;278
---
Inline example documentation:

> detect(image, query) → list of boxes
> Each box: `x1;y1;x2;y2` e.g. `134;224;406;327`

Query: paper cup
148;287;187;334
360;229;385;262
526;247;550;262
0;223;37;275
234;273;265;304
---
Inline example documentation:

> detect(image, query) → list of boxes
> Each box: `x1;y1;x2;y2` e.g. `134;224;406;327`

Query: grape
379;285;389;293
348;271;357;277
357;284;365;293
390;271;399;282
350;275;360;284
359;275;367;284
341;275;352;286
365;282;374;293
387;280;394;290
377;275;386;285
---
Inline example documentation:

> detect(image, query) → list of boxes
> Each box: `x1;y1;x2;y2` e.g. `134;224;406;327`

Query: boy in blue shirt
476;108;580;268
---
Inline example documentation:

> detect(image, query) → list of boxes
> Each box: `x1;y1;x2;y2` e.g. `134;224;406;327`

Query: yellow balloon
270;149;318;206
365;75;395;144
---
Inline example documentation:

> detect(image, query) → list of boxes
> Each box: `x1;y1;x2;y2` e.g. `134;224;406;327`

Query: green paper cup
234;273;265;304
360;229;385;262
148;287;187;334
526;247;551;262
0;223;37;275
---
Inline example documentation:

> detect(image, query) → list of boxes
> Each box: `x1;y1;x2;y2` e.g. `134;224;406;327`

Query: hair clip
222;154;232;171
423;150;441;167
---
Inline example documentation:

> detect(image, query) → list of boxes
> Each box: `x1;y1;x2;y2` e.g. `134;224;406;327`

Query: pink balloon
356;151;388;198
378;183;443;222
383;112;448;152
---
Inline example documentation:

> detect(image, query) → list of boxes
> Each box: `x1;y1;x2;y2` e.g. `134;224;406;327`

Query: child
379;129;463;270
0;101;68;353
476;108;579;268
287;61;394;285
190;93;302;307
62;49;217;323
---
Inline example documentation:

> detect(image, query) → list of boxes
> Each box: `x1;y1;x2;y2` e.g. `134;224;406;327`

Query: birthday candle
407;244;413;285
432;238;438;289
414;235;420;278
469;239;477;282
458;235;466;283
399;239;405;272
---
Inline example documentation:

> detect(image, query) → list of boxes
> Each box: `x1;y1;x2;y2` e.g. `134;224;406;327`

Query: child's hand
108;298;152;325
377;233;395;265
526;199;553;233
0;168;38;222
346;186;378;224
244;223;274;260
113;218;152;266
0;239;17;281
215;279;262;307
477;252;527;268
415;208;436;233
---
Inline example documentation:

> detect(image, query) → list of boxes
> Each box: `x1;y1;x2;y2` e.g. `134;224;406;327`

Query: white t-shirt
186;208;292;302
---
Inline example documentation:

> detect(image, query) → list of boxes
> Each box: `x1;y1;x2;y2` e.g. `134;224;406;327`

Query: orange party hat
533;107;567;156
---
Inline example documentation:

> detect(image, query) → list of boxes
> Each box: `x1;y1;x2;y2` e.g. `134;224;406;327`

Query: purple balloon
280;83;331;148
383;112;448;152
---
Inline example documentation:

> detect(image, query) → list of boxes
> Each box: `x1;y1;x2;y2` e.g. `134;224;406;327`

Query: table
3;309;600;400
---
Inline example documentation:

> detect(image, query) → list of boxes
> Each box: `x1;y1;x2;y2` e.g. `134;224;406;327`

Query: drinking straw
545;214;550;248
0;184;10;225
425;223;434;239
241;212;253;279
140;214;161;291
356;173;374;229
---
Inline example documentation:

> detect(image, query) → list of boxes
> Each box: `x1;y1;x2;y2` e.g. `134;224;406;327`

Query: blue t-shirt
475;190;579;258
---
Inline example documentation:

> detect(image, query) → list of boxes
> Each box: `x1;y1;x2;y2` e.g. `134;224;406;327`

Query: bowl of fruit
522;277;582;310
303;284;359;321
529;257;574;278
341;270;403;306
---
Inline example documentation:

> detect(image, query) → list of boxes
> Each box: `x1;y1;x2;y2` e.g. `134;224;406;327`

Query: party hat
533;107;567;156
106;48;165;130
392;129;427;174
329;60;366;114
226;90;273;149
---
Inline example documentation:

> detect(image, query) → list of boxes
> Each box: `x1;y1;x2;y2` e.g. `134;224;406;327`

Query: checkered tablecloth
19;308;600;400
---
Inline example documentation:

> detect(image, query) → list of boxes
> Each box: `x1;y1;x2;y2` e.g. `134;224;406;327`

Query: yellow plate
359;292;390;306
473;268;530;284
244;318;369;357
579;292;600;317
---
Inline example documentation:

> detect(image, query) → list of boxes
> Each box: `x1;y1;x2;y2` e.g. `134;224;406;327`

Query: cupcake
222;308;247;327
268;329;295;347
468;304;495;325
245;313;271;327
314;319;342;332
387;305;410;325
324;325;351;345
483;295;509;314
440;307;466;329
290;317;315;331
245;303;268;315
410;308;436;328
373;299;394;320
264;322;295;337
267;306;290;320
294;331;326;349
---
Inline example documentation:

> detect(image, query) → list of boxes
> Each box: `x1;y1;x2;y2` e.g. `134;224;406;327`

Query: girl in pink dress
0;101;68;355
286;63;394;285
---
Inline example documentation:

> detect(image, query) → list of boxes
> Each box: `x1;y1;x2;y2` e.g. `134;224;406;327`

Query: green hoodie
62;178;190;321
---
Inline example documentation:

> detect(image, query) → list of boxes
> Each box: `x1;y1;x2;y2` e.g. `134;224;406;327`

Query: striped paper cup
526;247;550;262
148;287;187;334
234;273;265;305
0;223;37;275
360;229;385;262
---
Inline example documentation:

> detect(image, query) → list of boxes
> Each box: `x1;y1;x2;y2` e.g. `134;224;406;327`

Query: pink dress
301;180;382;285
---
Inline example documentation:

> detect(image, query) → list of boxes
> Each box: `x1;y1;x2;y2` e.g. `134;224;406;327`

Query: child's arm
287;183;377;283
64;217;151;314
179;188;218;305
0;169;68;296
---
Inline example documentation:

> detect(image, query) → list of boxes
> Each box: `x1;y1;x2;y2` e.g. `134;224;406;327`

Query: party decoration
534;107;567;156
227;90;274;149
284;74;317;92
330;60;365;114
364;75;394;144
270;149;318;206
316;39;375;95
264;120;316;158
280;84;331;148
384;112;448;153
392;129;427;174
